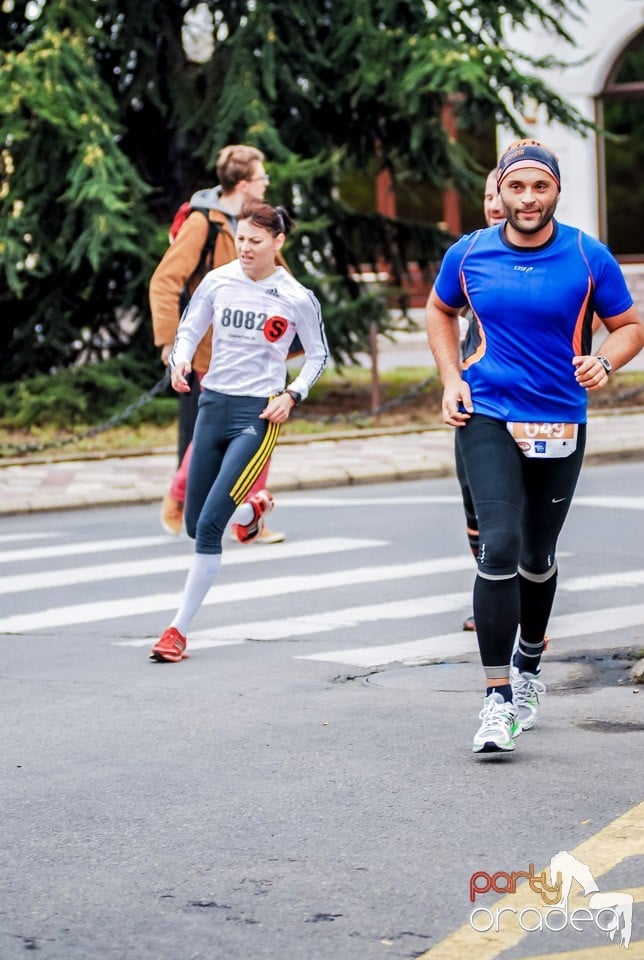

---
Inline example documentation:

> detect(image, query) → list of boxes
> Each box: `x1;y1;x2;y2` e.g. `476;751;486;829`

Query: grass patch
1;362;643;460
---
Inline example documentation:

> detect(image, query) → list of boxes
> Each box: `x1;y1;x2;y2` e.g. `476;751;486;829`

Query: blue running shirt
434;221;633;422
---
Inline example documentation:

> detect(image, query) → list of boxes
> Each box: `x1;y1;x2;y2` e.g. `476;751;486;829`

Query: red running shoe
232;490;275;544
149;627;188;662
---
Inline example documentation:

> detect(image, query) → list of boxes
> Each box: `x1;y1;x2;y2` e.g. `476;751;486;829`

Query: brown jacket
149;209;237;374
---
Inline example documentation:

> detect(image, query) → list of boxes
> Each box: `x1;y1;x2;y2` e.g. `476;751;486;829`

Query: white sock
231;502;254;525
171;552;222;636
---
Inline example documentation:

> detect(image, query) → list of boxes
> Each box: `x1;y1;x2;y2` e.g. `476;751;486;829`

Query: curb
2;407;643;470
2;448;643;519
0;422;451;469
2;409;644;518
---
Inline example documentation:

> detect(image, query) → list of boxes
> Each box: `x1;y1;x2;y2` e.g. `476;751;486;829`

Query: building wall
498;0;644;312
499;0;643;239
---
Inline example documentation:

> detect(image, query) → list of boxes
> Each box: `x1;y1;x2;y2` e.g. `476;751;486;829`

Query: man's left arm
573;304;644;391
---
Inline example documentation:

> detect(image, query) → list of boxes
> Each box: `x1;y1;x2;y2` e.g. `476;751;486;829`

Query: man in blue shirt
426;139;643;755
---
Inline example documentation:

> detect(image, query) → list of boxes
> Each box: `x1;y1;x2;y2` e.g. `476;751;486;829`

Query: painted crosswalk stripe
0;535;170;566
275;493;644;511
0;537;385;595
120;593;644;656
299;603;644;667
575;495;644;510
115;592;472;648
117;636;247;650
0;533;57;545
301;632;479;666
562;569;644;591
0;555;474;633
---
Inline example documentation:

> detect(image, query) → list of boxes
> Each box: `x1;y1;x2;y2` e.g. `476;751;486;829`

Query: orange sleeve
149;213;209;348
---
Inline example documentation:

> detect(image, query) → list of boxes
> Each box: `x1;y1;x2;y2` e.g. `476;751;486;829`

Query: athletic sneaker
149;627;188;663
472;692;521;754
256;527;285;544
229;524;285;545
231;490;275;544
161;494;184;535
510;666;546;731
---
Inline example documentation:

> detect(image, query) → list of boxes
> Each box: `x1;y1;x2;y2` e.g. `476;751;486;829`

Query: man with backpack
150;144;285;542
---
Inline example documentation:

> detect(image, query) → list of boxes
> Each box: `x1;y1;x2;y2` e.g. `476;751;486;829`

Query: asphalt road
2;464;643;960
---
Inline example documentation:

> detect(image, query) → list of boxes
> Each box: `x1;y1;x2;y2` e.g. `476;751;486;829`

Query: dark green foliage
0;354;174;428
0;0;590;380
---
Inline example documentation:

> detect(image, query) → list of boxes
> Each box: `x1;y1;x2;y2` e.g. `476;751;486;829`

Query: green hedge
0;356;177;429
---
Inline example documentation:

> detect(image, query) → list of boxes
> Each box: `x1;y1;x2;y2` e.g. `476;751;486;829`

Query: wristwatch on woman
283;388;302;405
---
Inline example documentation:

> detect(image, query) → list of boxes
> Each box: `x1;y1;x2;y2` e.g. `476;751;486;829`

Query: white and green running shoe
472;692;521;753
510;666;547;731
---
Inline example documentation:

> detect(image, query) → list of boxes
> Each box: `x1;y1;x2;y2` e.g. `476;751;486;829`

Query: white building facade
501;0;643;306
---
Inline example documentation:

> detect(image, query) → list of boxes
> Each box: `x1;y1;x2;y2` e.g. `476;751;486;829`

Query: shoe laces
512;671;546;705
478;694;517;734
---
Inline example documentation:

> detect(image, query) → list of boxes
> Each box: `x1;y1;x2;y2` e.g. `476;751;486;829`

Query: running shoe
510;666;546;731
149;627;188;663
256;527;285;544
231;490;275;544
161;494;184;535
229;524;285;544
472;692;521;753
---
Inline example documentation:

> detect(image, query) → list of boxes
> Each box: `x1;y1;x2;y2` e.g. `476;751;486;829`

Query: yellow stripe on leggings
229;418;280;505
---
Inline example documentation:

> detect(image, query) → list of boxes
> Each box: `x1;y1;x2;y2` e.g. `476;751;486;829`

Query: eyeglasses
247;174;270;183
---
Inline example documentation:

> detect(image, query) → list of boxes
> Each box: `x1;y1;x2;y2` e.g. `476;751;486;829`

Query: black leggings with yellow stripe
185;390;280;554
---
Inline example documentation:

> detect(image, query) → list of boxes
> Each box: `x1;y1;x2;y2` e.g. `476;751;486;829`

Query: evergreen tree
0;0;588;379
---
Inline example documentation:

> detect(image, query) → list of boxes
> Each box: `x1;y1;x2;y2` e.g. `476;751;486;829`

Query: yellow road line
518;893;644;960
416;801;644;960
520;941;644;960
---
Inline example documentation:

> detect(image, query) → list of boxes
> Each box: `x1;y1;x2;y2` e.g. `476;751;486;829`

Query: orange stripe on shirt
460;273;487;370
571;276;593;356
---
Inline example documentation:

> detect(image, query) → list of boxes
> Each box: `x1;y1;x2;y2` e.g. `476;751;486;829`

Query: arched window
597;29;644;259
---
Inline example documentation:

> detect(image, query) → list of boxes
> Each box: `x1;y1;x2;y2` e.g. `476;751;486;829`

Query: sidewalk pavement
2;410;644;517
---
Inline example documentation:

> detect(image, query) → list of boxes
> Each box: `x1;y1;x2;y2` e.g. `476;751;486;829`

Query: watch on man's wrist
284;388;302;405
596;355;612;376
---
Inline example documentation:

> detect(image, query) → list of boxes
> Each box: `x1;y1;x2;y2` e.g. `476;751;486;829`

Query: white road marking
115;592;472;648
300;632;478;667
275;494;644;511
549;603;644;637
0;535;170;565
575;495;644;510
276;495;464;507
0;556;474;633
0;532;57;545
298;603;644;667
0;537;385;595
563;569;644;591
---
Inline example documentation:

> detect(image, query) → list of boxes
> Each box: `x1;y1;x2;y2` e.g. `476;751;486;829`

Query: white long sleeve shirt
170;260;329;399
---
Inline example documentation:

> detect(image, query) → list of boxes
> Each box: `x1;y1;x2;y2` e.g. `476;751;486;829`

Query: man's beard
502;198;557;235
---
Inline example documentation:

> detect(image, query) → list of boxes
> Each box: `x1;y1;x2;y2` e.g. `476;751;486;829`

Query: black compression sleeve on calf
518;568;557;648
473;573;520;672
